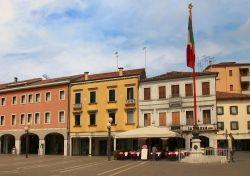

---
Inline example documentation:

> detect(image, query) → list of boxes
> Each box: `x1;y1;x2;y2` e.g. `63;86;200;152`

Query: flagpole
192;66;197;127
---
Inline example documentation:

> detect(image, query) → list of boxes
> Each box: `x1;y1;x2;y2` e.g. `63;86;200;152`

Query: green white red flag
186;5;195;69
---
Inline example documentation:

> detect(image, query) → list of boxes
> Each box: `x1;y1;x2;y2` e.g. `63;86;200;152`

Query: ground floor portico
0;128;68;156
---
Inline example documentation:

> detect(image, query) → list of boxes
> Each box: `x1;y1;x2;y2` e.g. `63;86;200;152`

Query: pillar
15;139;20;155
64;139;67;156
185;136;191;150
113;138;116;151
69;137;72;156
89;137;92;156
38;139;45;155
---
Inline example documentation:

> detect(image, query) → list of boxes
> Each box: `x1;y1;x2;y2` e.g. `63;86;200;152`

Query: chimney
84;72;89;80
14;77;18;82
118;67;124;76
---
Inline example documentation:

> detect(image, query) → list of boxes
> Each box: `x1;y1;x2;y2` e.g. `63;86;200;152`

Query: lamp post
107;117;113;161
24;124;30;158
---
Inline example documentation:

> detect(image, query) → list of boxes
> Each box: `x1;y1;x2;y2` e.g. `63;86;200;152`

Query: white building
139;71;218;150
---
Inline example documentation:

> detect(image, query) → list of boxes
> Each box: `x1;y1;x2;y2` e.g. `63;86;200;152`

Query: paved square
0;152;249;176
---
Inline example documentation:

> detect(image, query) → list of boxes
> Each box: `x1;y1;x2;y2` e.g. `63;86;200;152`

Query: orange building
0;76;80;156
205;62;250;94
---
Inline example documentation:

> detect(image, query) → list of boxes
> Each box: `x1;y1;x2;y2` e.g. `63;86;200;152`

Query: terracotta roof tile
205;62;250;70
216;91;250;100
141;71;216;82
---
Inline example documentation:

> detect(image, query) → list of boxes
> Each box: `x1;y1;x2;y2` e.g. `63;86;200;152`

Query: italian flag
186;7;195;69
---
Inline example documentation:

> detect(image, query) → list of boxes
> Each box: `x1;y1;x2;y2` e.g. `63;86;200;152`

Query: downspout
67;81;71;156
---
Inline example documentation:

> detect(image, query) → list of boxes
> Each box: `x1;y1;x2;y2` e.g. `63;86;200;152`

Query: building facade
216;91;250;151
205;62;250;94
70;68;145;156
139;71;218;150
0;76;79;156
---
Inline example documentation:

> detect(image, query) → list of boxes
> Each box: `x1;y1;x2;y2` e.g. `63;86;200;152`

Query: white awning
114;126;180;139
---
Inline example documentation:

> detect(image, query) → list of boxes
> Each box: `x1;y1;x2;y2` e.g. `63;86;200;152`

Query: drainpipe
67;81;71;156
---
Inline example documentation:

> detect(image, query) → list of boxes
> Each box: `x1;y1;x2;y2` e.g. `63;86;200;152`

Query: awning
114;126;180;139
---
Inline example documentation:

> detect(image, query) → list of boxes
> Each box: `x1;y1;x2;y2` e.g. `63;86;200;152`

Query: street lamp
107;117;113;161
24;123;30;158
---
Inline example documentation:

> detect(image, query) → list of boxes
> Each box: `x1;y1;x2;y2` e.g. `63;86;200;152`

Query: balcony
241;75;250;82
170;125;181;131
73;103;82;109
126;99;135;106
169;96;182;107
181;124;217;132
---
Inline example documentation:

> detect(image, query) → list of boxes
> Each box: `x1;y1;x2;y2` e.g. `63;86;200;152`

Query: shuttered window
159;86;166;99
203;110;211;124
144;88;151;100
202;82;210;95
159;112;166;126
186;111;193;125
172;112;180;126
144;113;151;127
171;85;179;97
185;84;193;97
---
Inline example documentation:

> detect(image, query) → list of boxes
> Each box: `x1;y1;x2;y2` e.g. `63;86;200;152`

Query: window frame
230;106;238;115
203;109;211;124
217;122;224;130
0;97;6;106
89;91;96;104
28;94;33;103
59;90;65;100
27;113;32;125
58;111;65;123
20;94;26;104
12;96;17;105
44;112;51;124
127;87;134;100
230;121;239;130
185;83;193;97
108;111;116;124
20;114;25;125
126;110;134;124
158;86;166;99
11;114;16;126
217;106;224;115
45;91;51;102
171;84;180;97
144;88;151;100
74;114;81;126
247;105;250;114
202;82;210;95
74;92;81;104
186;110;194;125
108;89;116;102
0;115;5;126
35;93;41;103
248;121;250;130
89;113;96;126
34;112;40;125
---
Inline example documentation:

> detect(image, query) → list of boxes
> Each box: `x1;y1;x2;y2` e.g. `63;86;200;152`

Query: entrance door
172;112;180;126
99;140;107;156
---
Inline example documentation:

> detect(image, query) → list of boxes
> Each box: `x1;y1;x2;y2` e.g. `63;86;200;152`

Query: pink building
0;76;80;156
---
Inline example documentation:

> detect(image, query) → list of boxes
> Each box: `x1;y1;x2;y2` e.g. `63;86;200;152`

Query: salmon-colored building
0;76;80;156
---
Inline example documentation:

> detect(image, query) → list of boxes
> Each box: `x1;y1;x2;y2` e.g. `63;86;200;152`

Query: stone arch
20;133;39;154
44;133;64;155
0;134;15;154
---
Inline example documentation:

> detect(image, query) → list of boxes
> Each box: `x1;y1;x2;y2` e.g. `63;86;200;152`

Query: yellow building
205;62;250;94
69;68;145;156
216;91;250;150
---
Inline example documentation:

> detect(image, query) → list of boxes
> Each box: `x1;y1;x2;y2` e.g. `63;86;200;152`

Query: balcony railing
170;125;181;131
126;99;135;105
73;103;82;109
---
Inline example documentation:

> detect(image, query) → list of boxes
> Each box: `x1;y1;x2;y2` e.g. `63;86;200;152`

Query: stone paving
0;151;249;176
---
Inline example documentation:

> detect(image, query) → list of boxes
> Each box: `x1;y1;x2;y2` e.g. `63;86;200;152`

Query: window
159;86;166;99
217;122;224;130
58;111;65;123
185;84;193;97
127;110;134;124
230;121;239;130
247;106;250;114
20;114;25;125
248;121;250;130
12;96;17;105
89;113;96;125
0;97;6;106
171;85;179;97
127;87;134;100
230;106;238;115
28;94;33;103
217;106;224;115
202;82;210;95
45;112;51;124
89;91;96;103
45;92;51;102
203;110;211;124
74;114;81;126
11;115;16;125
172;112;180;126
27;114;32;124
75;92;81;104
0;116;4;126
35;93;41;103
21;95;26;104
109;112;116;124
230;85;233;91
186;111;193;125
144;113;151;127
159;112;166;126
144;88;151;100
34;113;40;124
59;90;65;100
109;89;116;102
229;70;233;76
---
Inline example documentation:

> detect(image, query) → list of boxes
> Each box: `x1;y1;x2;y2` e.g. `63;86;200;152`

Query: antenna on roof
42;74;50;80
142;47;147;70
197;55;215;71
114;51;119;70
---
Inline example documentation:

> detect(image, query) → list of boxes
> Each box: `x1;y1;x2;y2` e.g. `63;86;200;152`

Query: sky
0;0;250;82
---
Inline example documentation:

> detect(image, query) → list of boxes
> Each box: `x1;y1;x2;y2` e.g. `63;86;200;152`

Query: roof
72;68;145;83
141;71;217;83
205;62;250;70
216;91;250;100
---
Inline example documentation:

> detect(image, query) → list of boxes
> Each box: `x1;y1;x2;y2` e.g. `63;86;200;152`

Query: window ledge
88;125;97;127
125;123;135;125
108;101;117;104
89;102;97;105
111;124;117;126
74;125;82;127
